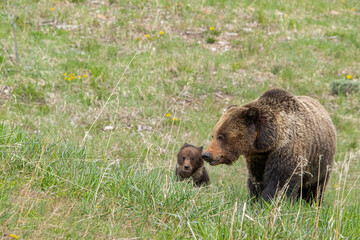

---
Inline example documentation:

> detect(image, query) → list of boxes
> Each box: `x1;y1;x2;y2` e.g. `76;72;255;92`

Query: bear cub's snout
175;143;210;187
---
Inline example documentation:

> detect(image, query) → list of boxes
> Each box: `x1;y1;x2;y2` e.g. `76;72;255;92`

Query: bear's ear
198;146;203;152
225;105;238;112
244;107;259;123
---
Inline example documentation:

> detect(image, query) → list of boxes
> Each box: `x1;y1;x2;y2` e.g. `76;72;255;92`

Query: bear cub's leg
192;167;210;187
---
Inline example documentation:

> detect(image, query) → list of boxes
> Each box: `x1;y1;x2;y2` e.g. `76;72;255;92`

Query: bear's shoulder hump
260;88;293;100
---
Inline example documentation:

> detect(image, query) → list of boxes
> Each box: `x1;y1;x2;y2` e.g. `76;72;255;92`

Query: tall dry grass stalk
229;199;238;240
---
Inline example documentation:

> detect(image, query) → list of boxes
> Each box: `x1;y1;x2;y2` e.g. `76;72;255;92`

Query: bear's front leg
261;152;301;202
175;165;185;181
193;167;210;187
246;155;267;200
261;176;301;202
247;178;262;199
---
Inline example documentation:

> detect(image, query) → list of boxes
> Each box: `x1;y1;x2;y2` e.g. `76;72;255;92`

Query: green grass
1;0;360;238
1;124;359;239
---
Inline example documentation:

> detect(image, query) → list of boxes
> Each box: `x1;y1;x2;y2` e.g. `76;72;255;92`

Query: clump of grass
330;79;360;95
256;10;268;26
206;27;219;43
271;64;283;75
206;37;216;44
288;19;299;30
210;30;221;37
231;60;249;71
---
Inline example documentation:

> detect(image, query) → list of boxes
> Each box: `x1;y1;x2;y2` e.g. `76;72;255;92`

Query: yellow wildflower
209;27;215;31
350;8;354;11
346;74;352;79
68;73;71;76
10;234;18;239
83;74;87;78
159;31;164;35
341;0;344;2
334;184;338;188
50;7;54;11
63;73;66;76
285;14;288;18
145;34;150;38
173;117;178;121
78;76;82;79
166;113;171;118
72;73;75;76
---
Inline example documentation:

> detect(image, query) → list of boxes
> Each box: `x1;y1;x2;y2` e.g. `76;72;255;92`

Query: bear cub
176;143;210;187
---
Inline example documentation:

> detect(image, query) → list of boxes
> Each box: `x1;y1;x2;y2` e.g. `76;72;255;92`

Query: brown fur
176;143;210;187
202;88;336;203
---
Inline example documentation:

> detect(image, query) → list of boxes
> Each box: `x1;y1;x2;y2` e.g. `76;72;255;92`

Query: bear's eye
211;135;213;139
191;158;194;161
182;156;185;160
217;135;225;141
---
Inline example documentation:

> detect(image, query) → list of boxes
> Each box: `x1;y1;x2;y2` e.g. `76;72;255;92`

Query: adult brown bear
202;88;336;203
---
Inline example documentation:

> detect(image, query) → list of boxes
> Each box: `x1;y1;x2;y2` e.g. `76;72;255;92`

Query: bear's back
296;95;337;157
255;89;336;175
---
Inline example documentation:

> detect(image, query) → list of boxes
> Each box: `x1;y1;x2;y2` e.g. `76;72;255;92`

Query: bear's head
177;143;204;177
202;106;277;166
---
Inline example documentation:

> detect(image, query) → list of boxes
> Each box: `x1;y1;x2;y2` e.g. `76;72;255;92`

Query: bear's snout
202;151;223;165
201;152;219;166
202;152;213;162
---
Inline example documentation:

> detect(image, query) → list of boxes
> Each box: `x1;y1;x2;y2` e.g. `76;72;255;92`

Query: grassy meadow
1;0;360;239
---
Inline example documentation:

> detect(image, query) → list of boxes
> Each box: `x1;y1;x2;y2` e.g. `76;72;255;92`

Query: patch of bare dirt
0;85;14;101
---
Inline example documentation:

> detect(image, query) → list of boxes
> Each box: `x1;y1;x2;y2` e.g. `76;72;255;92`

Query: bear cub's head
176;143;210;186
177;143;204;178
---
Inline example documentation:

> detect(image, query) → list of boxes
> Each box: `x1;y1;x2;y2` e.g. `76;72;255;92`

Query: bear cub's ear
245;107;259;123
182;143;189;147
198;146;203;152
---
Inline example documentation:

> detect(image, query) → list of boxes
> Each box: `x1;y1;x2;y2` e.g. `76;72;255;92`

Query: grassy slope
1;124;359;239
1;0;360;238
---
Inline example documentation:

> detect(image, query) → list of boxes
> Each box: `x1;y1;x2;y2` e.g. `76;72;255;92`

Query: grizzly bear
176;143;210;187
202;88;336;203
